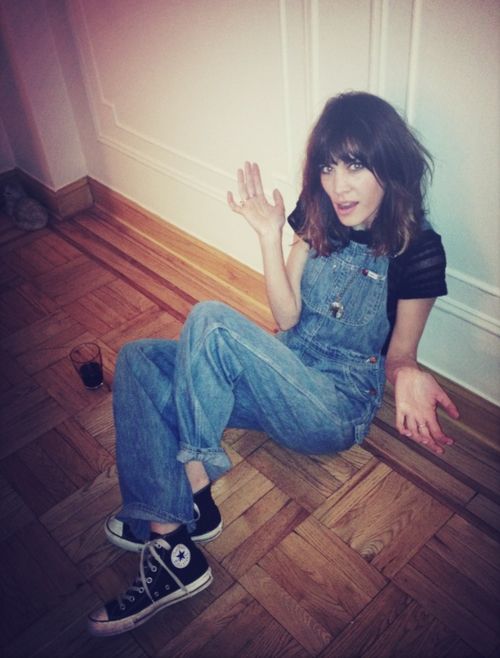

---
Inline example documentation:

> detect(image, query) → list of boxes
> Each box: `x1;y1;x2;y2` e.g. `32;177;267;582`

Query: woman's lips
335;201;358;216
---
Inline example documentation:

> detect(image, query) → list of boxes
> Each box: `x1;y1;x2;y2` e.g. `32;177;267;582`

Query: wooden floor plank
207;486;290;562
365;421;476;507
0;379;70;459
0;520;85;649
466;493;500;532
222;427;269;458
321;583;411;658
2;584;141;658
0;283;58;338
412;545;500;633
240;564;333;655
212;463;275;527
0;308;96;375
393;563;499;656
317;460;381;521
54;219;194;322
220;498;308;579
101;307;183;353
0;473;36;542
33;254;116;306
156;583;256;658
324;466;452;577
294;516;387;596
247;444;333;512
63;278;158;337
361;599;481;658
54;418;115;474
431;515;500;592
0;346;30;392
40;465;118;535
74;395;116;454
33;356;110;415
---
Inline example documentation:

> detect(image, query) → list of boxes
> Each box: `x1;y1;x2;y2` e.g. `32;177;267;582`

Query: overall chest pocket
301;252;388;327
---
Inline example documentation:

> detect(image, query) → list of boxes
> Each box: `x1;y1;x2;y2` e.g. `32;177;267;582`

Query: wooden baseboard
1;168;93;220
0;169;18;186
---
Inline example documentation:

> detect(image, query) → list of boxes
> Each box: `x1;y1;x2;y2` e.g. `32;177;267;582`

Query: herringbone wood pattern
1;206;499;658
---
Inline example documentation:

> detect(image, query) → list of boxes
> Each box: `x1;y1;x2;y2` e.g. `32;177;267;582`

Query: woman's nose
332;168;351;195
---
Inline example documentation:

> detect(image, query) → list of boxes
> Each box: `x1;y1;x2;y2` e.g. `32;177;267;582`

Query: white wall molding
447;268;500;299
368;0;385;94
73;1;233;186
406;0;423;122
308;0;320;114
436;296;500;338
278;0;294;182
436;267;500;337
72;0;303;202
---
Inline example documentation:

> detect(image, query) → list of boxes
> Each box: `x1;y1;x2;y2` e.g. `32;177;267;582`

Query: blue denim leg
113;339;195;540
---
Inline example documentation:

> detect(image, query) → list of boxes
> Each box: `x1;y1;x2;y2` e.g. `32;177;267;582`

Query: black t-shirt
287;206;447;354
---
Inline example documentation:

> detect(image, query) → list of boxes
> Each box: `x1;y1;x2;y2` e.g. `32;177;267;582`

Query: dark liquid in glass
79;361;103;388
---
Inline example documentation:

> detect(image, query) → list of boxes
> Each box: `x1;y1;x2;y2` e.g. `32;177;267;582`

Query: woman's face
320;159;384;230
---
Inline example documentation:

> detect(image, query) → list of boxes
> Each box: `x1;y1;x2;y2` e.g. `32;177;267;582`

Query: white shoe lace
116;537;189;610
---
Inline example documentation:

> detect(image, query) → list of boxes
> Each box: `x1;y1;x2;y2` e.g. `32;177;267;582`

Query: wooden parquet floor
1;206;499;658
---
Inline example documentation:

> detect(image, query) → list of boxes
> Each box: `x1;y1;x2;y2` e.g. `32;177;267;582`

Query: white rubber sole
87;568;213;637
104;517;143;553
105;517;223;552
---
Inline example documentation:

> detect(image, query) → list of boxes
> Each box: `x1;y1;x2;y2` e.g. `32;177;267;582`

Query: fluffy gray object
3;181;48;230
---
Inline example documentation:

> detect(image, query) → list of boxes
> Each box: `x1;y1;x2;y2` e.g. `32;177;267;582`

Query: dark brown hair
298;91;433;256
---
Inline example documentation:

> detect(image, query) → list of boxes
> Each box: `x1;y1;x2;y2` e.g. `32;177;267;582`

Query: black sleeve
383;228;447;354
396;229;448;299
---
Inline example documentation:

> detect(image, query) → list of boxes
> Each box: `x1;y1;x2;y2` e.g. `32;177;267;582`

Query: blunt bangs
313;112;378;175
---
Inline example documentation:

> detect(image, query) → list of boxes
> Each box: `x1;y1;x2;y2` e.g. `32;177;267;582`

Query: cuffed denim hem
118;502;187;524
177;443;232;482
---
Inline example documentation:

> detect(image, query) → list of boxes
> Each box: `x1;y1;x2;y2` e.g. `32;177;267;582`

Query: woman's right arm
260;231;309;330
227;161;309;330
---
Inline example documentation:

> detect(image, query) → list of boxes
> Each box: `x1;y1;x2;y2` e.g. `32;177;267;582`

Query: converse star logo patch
171;544;191;569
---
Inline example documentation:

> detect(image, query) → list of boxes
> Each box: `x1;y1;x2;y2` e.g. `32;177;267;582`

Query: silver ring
417;423;426;430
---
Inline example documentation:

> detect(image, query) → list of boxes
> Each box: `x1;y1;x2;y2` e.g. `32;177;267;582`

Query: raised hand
394;366;460;455
227;162;286;237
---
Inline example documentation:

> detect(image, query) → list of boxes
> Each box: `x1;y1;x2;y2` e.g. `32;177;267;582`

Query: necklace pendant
330;300;344;319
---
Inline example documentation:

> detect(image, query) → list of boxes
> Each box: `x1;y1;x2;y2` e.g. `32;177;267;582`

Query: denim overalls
113;239;390;536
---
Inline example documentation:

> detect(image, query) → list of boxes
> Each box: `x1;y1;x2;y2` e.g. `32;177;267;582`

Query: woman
88;91;459;637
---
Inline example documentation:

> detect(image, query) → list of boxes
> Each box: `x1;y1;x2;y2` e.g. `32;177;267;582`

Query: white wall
1;0;499;404
0;0;87;189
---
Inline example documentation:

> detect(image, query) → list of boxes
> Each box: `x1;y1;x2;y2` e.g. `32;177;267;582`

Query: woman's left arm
385;298;460;454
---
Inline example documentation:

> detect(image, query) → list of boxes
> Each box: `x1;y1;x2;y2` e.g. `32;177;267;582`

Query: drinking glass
69;342;104;389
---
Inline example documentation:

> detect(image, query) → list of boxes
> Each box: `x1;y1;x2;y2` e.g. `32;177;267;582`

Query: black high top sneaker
191;483;223;543
88;525;212;637
105;484;223;552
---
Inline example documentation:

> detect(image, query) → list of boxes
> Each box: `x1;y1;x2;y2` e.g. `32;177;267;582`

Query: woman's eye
320;164;333;175
348;160;364;171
